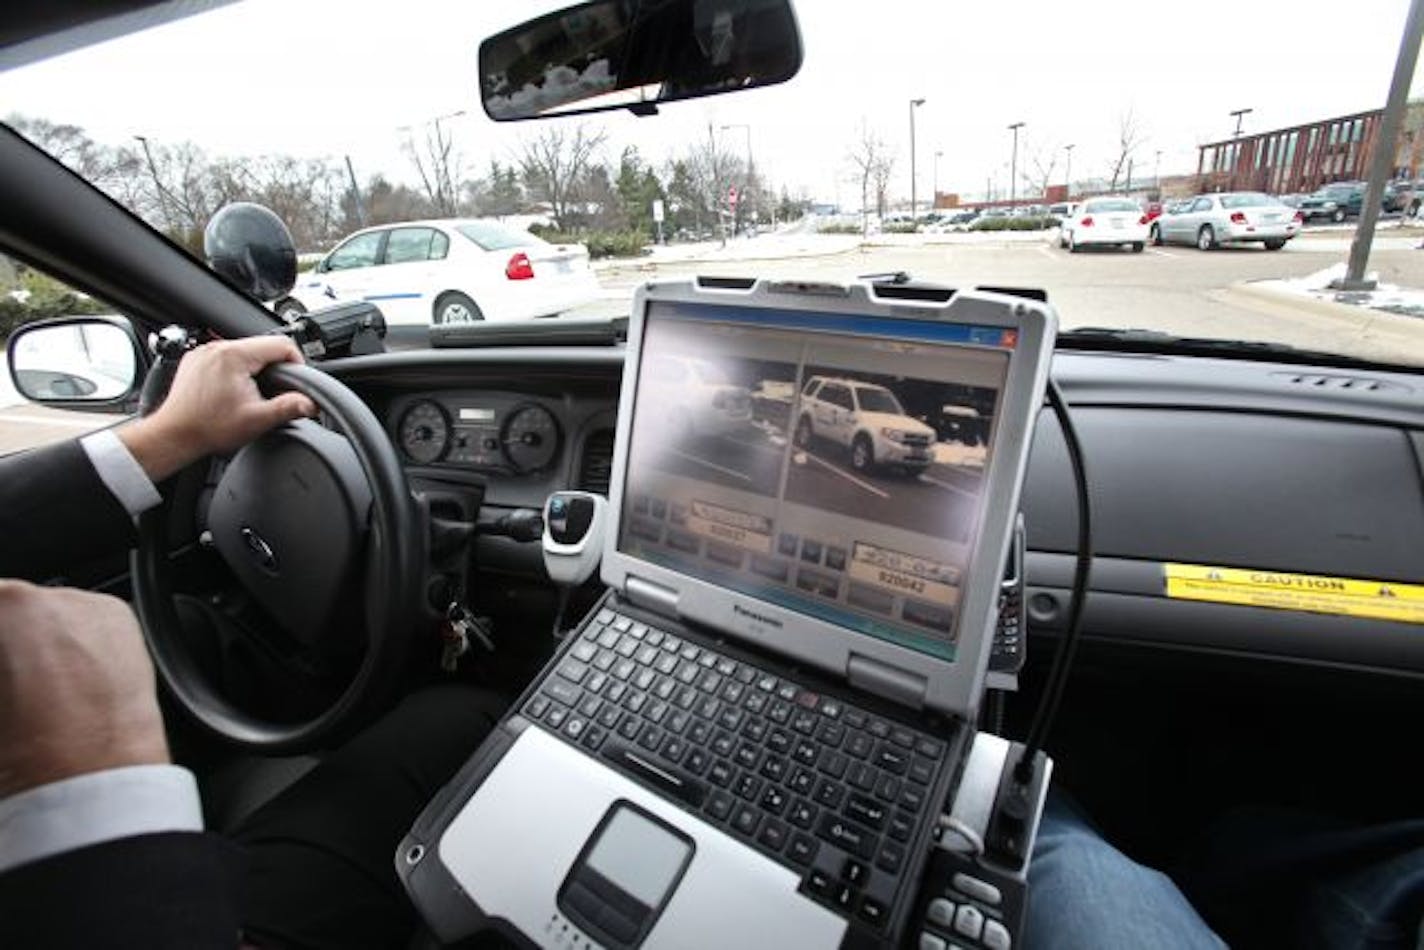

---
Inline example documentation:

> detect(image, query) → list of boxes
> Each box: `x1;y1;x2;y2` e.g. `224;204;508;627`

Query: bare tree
1023;145;1059;201
846;123;895;235
517;124;607;229
1107;109;1146;193
403;122;463;217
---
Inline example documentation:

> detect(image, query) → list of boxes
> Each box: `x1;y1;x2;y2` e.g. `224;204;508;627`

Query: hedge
528;226;650;259
969;216;1058;231
0;268;109;339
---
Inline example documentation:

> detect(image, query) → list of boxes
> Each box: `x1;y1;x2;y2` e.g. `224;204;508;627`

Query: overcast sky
2;0;1421;204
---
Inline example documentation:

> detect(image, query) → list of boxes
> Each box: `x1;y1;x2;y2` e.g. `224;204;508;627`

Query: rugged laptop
399;277;1056;948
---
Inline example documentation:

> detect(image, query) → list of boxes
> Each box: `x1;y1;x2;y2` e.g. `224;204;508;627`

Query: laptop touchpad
559;803;693;947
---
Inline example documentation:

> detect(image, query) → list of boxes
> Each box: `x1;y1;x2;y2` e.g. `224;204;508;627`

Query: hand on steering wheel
131;341;424;753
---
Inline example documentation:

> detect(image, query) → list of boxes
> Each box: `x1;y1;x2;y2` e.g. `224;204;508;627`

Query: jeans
1027;789;1424;950
1026;790;1226;950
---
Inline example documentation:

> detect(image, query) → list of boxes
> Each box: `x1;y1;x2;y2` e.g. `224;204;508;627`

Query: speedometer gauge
501;404;560;474
398;400;450;464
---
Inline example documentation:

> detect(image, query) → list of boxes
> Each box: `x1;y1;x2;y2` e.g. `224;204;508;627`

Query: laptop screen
616;299;1016;662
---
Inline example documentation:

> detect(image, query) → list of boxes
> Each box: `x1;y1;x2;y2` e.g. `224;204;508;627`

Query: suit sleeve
0;832;246;950
0;438;139;581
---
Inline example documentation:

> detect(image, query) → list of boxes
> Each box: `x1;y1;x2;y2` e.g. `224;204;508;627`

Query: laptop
398;277;1056;949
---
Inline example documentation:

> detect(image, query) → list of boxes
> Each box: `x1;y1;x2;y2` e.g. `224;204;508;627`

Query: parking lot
595;229;1424;366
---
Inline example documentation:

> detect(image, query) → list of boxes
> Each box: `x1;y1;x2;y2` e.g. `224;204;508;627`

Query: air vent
1275;371;1408;394
578;430;616;495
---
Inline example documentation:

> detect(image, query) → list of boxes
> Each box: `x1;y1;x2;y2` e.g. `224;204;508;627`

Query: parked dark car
1298;182;1366;223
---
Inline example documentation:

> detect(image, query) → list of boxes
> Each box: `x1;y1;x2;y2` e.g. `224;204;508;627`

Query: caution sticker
1163;563;1424;625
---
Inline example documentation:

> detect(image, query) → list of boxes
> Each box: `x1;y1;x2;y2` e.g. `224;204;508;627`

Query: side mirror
6;316;146;413
480;0;803;121
204;202;298;302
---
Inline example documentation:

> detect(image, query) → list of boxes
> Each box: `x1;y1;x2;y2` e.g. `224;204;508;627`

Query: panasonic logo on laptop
733;603;783;628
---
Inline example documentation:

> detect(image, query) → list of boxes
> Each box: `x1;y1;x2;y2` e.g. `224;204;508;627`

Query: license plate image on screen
619;301;1014;661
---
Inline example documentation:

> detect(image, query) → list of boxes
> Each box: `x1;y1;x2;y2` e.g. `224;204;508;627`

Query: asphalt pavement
593;229;1424;366
784;439;981;542
652;422;984;542
655;429;786;496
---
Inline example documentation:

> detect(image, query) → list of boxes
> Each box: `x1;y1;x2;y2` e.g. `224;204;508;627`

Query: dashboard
327;344;1424;680
338;349;622;514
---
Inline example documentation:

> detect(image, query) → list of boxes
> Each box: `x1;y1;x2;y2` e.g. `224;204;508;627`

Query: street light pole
1228;107;1252;189
1064;144;1075;201
909;99;926;225
709;122;727;247
1340;0;1424;290
1154;150;1162;194
1007;122;1025;210
933;150;943;207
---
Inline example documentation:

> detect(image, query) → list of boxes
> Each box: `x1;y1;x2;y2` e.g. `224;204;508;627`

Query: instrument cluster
394;394;563;475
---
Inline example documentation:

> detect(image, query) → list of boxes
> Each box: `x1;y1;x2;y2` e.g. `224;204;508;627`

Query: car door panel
374;227;446;325
319;230;385;306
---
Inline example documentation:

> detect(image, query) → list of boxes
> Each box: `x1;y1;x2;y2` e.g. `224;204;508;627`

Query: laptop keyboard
520;607;953;933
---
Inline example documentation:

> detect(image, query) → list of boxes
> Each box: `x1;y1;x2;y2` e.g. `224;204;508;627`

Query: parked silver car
1152;192;1302;251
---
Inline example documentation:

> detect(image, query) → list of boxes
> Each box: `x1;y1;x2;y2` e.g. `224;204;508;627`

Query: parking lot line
1147;248;1178;258
804;451;890;499
921;473;978;498
1035;245;1056;259
669;447;753;483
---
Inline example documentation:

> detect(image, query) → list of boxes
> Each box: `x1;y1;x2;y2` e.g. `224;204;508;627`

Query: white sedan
277;218;601;326
1058;197;1150;253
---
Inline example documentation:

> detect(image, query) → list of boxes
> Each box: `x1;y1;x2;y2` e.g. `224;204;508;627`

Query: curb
1225;280;1423;332
594;243;861;271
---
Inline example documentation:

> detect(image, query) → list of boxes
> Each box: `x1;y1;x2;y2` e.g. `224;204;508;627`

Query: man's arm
0;336;317;581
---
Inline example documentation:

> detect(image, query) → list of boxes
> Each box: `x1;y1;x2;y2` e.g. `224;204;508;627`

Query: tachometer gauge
398;400;450;464
501;404;560;474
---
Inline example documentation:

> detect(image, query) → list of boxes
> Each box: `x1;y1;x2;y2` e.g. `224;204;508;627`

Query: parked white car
793;375;936;474
1058;197;1149;253
275;219;600;326
644;355;753;439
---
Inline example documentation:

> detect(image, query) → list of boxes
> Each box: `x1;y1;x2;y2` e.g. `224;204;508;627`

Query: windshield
1083;199;1141;213
855;386;904;414
456;221;537;251
3;0;1424;371
1219;193;1281;209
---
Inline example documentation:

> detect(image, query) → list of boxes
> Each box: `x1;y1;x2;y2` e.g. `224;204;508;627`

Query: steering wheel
132;362;424;753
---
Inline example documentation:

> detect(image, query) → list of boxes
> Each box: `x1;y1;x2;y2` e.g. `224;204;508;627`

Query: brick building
1195;101;1424;195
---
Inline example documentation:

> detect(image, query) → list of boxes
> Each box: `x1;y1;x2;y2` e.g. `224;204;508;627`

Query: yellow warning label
1163;563;1424;624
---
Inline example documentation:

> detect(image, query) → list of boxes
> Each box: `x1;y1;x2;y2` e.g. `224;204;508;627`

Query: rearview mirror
480;0;803;121
6;316;145;412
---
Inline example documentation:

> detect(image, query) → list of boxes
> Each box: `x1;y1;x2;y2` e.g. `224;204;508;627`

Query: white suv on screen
793;376;936;474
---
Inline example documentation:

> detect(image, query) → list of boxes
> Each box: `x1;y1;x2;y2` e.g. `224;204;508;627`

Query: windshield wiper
1057;326;1396;371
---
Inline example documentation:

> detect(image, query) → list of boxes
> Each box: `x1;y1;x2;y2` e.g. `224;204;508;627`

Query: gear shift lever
541;491;608;637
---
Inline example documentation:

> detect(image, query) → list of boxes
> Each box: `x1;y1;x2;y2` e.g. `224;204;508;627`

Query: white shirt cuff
80;428;162;517
0;764;204;874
